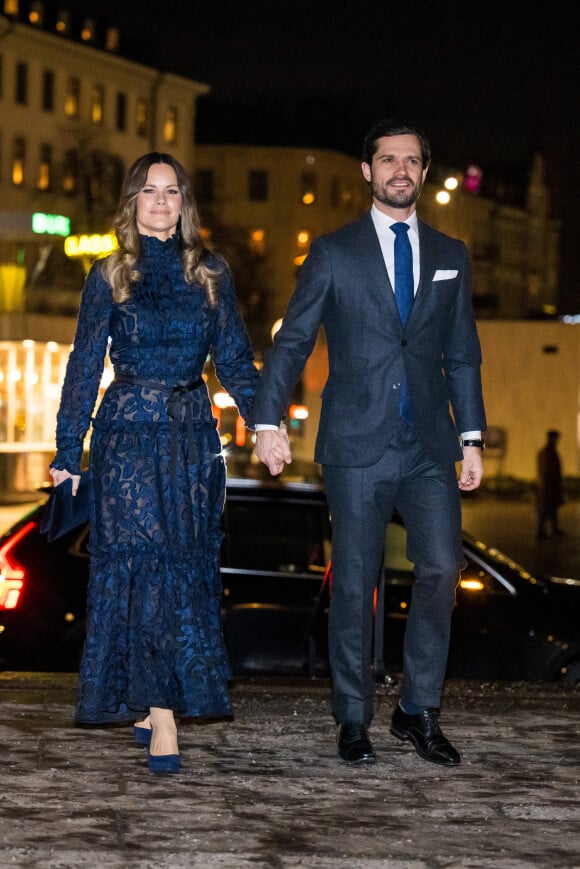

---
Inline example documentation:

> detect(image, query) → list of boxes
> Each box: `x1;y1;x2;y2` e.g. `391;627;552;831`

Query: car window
223;496;330;573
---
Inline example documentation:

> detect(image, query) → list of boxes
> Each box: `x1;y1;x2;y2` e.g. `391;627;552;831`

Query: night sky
71;0;579;312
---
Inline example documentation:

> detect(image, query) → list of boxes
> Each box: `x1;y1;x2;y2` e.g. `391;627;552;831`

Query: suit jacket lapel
415;219;435;303
356;213;400;322
407;219;439;327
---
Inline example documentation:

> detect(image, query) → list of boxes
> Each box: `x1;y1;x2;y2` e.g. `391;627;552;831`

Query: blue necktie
390;222;414;425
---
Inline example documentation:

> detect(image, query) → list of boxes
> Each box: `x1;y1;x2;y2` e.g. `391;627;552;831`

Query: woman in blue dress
50;152;260;773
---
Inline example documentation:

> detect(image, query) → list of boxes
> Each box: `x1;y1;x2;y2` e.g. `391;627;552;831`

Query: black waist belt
114;374;205;472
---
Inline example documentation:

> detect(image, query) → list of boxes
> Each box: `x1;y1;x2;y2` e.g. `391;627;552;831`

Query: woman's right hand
49;467;82;496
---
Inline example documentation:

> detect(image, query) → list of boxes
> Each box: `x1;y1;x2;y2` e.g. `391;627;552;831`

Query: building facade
0;6;209;498
420;155;560;320
195;145;561;335
0;8;208;318
476;320;580;480
194;144;369;348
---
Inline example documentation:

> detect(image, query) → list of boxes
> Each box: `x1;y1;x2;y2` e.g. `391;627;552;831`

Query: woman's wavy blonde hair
101;152;220;306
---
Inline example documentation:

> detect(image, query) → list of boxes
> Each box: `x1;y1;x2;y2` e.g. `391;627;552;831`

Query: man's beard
371;177;422;210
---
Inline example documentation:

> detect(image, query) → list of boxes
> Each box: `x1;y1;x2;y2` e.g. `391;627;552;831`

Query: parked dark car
1;476;579;684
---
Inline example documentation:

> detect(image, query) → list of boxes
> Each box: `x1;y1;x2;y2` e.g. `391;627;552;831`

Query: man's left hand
458;447;483;491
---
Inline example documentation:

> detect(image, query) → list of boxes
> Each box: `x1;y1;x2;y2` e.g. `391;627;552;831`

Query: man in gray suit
253;119;486;767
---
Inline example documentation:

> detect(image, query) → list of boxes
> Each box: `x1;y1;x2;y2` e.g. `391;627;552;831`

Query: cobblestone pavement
0;673;579;868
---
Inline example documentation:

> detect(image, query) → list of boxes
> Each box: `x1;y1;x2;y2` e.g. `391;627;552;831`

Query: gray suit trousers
323;419;465;724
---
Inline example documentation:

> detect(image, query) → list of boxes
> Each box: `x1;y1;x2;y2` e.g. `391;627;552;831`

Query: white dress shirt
370;204;420;295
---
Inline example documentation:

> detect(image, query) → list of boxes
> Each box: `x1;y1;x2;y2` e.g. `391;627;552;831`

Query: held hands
458;446;483;492
255;422;292;476
49;467;82;496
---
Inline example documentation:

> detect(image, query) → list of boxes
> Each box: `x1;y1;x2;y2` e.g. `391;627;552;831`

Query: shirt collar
371;204;418;235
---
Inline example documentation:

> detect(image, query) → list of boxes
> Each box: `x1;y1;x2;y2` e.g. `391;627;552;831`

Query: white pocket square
433;269;458;281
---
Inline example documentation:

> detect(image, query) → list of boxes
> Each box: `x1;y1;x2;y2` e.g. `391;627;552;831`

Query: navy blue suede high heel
147;751;180;774
133;725;152;746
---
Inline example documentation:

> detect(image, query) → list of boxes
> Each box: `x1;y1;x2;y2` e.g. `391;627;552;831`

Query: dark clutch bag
39;471;91;542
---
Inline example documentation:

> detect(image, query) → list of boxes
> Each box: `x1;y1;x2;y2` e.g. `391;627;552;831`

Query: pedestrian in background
253;119;486;768
536;429;565;539
50;152;259;773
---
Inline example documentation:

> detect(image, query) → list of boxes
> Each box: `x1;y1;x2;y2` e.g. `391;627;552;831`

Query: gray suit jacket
252;212;487;467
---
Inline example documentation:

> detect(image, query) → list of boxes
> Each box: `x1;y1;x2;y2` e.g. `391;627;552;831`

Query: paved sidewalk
0;673;579;868
461;495;580;581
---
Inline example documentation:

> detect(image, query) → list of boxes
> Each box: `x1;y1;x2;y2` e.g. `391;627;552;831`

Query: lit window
12;162;24;187
163;106;177;144
4;0;18;16
28;1;43;25
136;99;148;136
55;10;70;33
36;144;52;191
294;229;311;266
105;27;120;52
62;149;78;193
12;137;25;187
91;84;104;124
64;77;80;118
249;228;266;255
81;18;96;43
301;171;316;206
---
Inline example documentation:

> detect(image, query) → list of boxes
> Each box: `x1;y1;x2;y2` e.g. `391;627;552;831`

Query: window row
201;225;312;262
194;168;356;209
3;0;120;49
0;137;125;198
0;57;179;143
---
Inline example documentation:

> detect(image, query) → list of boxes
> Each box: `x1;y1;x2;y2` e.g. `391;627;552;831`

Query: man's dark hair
361;119;432;168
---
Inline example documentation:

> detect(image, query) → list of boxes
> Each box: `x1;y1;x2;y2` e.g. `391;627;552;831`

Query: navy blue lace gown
51;235;259;724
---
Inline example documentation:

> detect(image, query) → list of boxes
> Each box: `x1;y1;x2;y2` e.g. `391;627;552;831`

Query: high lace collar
139;233;181;263
132;233;182;310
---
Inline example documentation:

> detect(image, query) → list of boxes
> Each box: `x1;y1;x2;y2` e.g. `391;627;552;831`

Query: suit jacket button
401;339;408;347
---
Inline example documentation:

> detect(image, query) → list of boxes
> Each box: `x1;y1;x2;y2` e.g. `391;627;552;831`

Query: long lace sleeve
51;263;113;473
210;268;260;424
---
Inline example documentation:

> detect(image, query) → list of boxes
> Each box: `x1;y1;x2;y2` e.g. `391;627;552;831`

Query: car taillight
0;521;34;610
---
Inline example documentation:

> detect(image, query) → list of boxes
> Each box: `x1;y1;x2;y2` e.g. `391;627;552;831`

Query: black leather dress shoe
337;722;376;764
390;706;460;766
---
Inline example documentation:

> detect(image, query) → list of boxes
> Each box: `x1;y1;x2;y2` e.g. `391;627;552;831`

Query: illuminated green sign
32;213;71;237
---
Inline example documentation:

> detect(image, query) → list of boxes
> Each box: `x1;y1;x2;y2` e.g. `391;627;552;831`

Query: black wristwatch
461;438;485;451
